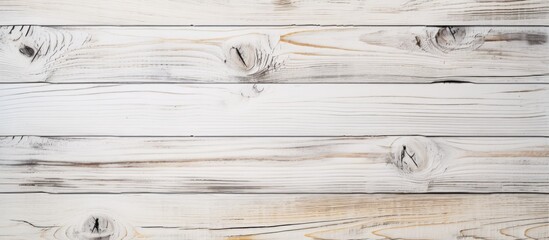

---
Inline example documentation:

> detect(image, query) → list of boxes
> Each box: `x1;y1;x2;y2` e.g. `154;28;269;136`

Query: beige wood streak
1;26;548;83
0;0;548;25
0;84;548;136
1;136;548;193
0;194;547;239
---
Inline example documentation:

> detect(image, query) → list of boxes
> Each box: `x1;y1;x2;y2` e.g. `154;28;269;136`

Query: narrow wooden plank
1;26;548;83
1;136;547;193
0;84;547;136
1;193;547;239
0;0;548;25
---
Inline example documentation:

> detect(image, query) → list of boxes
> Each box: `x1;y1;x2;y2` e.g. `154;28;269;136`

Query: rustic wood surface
1;1;548;239
0;0;548;25
1;136;548;194
1;84;547;136
1;26;548;83
1;194;547;239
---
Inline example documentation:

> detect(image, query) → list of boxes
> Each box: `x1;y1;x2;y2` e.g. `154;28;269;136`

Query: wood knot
415;27;484;54
389;137;444;178
223;34;283;80
78;215;115;239
41;213;137;240
68;214;116;240
0;26;91;82
19;45;35;57
433;27;484;53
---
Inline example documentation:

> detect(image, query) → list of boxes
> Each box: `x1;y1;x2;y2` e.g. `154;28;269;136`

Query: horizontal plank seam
1;191;548;195
2;24;549;27
2;135;549;138
2;82;549;85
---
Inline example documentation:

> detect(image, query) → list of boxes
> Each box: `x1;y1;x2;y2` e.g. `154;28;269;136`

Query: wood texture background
0;0;548;239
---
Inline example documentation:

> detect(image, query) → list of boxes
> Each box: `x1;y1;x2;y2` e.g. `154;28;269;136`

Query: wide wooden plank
1;193;547;239
0;84;548;136
1;26;548;83
0;0;548;25
1;136;548;193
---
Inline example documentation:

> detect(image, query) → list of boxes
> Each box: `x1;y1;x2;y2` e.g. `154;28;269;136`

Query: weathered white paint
1;136;548;193
0;0;548;25
1;26;548;83
1;194;547;239
1;1;548;239
0;84;547;136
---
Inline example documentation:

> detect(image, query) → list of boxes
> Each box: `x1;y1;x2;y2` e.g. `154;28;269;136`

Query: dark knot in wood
75;214;117;239
415;26;484;54
19;45;35;57
91;217;100;233
389;137;444;178
19;213;139;240
1;26;92;82
433;26;485;53
400;145;418;168
392;141;422;173
223;34;282;80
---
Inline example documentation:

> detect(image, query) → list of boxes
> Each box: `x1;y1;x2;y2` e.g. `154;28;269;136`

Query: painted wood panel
2;1;548;238
1;26;548;83
0;84;547;136
1;136;547;193
0;0;548;25
1;194;547;239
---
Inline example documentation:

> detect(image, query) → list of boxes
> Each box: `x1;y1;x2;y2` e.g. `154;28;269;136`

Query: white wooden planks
0;84;547;136
0;0;548;25
1;194;547;239
0;136;547;193
1;1;549;239
1;26;548;83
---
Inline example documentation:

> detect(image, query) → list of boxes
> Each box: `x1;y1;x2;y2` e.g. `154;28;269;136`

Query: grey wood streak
1;194;548;239
1;136;548;193
1;84;548;136
1;26;548;83
0;0;548;25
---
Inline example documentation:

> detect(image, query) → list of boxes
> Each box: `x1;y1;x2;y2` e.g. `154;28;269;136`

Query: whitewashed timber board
0;0;548;25
0;26;548;83
0;84;547;136
1;194;548;239
1;136;548;193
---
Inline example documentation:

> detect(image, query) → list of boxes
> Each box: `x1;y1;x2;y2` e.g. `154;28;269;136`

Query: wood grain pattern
1;26;548;83
1;136;548;193
1;194;547;239
2;1;548;239
0;84;547;136
0;0;548;25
